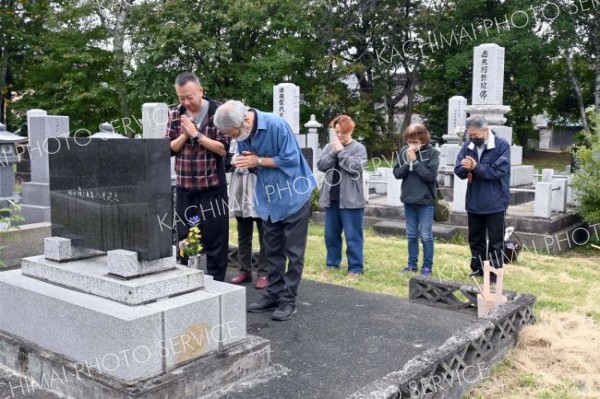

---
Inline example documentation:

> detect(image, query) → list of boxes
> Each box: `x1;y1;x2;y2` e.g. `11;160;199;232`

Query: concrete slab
220;274;474;399
0;269;248;385
0;270;164;383
21;255;204;305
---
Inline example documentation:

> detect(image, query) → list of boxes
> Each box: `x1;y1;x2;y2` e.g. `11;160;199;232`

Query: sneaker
272;302;297;321
421;268;432;278
247;294;279;313
402;266;418;273
347;272;361;280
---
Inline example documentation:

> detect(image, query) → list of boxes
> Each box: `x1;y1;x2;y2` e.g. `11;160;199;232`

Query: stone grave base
0;223;50;268
0;330;270;399
0;242;270;398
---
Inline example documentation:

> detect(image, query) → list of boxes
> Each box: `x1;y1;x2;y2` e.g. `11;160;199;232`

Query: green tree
127;0;325;128
573;113;600;223
417;0;555;148
13;0;121;134
0;0;48;130
548;1;600;130
314;0;445;151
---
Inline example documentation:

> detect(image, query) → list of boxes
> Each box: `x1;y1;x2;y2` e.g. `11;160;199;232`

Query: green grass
522;151;572;172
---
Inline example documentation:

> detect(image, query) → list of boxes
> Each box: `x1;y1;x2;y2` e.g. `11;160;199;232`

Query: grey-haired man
454;115;511;281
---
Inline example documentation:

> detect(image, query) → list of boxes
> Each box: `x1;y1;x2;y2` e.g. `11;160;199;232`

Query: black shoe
469;270;483;277
271;302;297;321
248;294;279;313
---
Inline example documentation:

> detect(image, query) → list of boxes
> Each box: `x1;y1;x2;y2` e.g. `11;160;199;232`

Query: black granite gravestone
48;138;172;261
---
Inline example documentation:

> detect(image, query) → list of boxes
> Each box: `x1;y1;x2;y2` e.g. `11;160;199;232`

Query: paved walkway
219;274;474;399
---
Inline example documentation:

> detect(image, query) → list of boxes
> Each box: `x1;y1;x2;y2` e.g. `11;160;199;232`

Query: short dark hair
175;72;202;87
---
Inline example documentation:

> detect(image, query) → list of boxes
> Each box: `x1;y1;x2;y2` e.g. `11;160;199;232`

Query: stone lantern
0;123;27;202
91;123;126;139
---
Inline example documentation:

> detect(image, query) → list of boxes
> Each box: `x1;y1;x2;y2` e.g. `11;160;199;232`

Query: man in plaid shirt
165;72;230;281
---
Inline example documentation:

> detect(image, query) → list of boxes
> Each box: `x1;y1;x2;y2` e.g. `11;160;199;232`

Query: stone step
21;255;204;305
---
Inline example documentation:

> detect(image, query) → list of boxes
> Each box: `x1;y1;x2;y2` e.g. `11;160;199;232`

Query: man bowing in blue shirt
215;100;317;321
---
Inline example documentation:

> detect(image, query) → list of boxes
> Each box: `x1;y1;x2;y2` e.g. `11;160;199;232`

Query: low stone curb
349;276;536;399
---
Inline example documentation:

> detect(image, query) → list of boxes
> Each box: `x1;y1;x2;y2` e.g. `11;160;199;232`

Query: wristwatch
257;157;264;168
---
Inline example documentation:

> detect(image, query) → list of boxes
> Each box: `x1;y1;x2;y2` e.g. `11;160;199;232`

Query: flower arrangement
179;216;203;258
454;126;466;142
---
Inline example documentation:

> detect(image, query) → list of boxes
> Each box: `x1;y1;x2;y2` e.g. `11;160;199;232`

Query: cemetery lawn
523;150;572;172
230;220;600;398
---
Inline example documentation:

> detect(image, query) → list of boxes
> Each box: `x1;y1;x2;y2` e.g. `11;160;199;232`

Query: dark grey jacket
317;141;368;209
393;144;439;205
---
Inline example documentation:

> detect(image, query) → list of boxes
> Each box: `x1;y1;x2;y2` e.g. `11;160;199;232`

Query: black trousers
262;201;310;303
236;216;267;276
176;186;229;282
468;211;505;272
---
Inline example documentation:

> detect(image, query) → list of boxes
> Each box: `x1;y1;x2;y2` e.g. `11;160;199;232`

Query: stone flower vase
188;254;207;272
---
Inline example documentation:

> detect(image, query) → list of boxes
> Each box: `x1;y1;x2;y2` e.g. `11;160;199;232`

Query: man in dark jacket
454;115;511;278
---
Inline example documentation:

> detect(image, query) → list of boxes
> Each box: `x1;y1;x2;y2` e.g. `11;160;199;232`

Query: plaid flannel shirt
165;103;230;190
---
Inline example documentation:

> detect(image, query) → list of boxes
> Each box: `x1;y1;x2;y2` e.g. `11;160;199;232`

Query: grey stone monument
296;114;321;171
0;137;269;398
466;43;533;181
142;103;169;139
0;124;26;204
273;83;300;134
20;114;70;223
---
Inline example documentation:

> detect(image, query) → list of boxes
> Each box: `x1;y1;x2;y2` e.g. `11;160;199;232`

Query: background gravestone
20;115;70;224
48;138;172;261
273;83;300;134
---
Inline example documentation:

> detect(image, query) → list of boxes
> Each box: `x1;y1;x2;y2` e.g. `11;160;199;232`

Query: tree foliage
573;113;600;224
3;0;600;150
417;0;556;148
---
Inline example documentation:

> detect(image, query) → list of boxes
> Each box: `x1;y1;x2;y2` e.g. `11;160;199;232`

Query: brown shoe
255;276;269;289
230;272;252;284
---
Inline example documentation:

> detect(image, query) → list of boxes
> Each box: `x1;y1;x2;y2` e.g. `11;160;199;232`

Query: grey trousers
262;201;310;303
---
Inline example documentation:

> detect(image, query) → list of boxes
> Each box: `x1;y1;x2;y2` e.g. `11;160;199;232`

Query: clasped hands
461;156;477;171
180;115;203;140
233;151;260;168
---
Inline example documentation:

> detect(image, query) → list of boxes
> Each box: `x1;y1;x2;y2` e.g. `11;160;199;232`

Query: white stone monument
20;115;70;223
142;102;169;139
445;96;467;144
273;83;300;134
439;96;466;167
26;109;47;139
466;43;533;187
